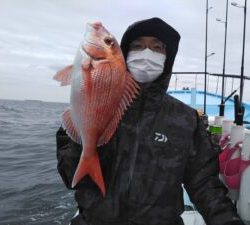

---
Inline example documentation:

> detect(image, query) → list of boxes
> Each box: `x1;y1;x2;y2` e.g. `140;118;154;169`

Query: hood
120;17;180;92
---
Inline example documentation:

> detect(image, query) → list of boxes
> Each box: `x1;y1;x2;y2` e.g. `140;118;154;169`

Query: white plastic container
227;125;245;201
241;131;250;161
214;116;224;126
230;125;245;155
222;120;234;136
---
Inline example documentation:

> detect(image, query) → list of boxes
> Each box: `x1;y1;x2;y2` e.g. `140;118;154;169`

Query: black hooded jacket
56;18;244;225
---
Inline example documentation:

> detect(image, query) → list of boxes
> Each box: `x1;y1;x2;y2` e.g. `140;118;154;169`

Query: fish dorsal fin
62;108;81;144
53;65;73;86
97;73;140;146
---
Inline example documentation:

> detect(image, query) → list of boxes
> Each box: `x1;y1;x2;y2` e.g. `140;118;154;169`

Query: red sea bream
54;22;139;196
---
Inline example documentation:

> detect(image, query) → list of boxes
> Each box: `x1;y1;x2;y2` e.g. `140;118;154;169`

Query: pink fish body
54;22;139;196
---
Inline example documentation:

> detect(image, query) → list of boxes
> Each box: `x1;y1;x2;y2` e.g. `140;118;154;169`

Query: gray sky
0;0;249;102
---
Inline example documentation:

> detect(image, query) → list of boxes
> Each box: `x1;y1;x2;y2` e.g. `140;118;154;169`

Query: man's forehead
133;36;163;43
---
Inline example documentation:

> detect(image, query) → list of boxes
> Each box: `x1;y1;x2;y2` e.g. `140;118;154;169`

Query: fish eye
104;37;114;46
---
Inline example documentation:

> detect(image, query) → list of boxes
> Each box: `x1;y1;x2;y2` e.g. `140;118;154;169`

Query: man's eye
130;43;144;50
153;45;161;50
152;44;163;50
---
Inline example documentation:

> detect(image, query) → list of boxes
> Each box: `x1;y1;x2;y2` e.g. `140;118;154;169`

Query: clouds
0;0;249;102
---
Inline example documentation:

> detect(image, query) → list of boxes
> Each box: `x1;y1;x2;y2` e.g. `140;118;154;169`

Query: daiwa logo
154;132;168;143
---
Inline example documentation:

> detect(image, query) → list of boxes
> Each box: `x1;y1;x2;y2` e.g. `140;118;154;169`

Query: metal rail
172;72;250;80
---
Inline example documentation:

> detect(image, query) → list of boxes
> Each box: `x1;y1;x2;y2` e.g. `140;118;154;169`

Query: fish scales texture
90;65;123;135
54;22;139;196
82;65;122;138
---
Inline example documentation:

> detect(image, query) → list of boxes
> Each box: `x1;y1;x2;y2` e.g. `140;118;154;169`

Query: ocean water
0;99;194;225
0;99;76;225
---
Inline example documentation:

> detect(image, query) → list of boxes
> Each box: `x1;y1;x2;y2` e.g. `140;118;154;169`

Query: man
56;18;244;225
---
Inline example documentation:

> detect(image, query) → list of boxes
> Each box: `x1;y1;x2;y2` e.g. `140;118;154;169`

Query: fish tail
71;152;106;196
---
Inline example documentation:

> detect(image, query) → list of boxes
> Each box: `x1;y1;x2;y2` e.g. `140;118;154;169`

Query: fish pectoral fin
53;65;73;86
124;72;140;98
72;153;106;196
97;73;140;146
62;108;81;144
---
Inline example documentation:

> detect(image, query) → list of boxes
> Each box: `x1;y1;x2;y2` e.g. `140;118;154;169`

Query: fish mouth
82;43;106;61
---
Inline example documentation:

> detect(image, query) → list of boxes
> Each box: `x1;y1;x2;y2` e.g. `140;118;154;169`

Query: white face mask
126;48;166;83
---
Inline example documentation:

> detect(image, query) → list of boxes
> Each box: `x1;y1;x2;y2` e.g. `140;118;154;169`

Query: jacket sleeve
183;113;244;225
56;126;82;189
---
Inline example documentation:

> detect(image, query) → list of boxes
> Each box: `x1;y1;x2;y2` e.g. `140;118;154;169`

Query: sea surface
0;99;76;225
0;99;193;225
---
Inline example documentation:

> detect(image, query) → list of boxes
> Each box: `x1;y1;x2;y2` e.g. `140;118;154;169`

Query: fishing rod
231;0;247;126
219;88;237;117
219;86;238;117
203;0;214;116
218;0;229;117
239;0;247;105
224;89;237;103
204;0;209;115
234;94;244;126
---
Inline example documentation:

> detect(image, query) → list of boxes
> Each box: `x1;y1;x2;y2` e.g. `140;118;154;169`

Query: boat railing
169;72;250;103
